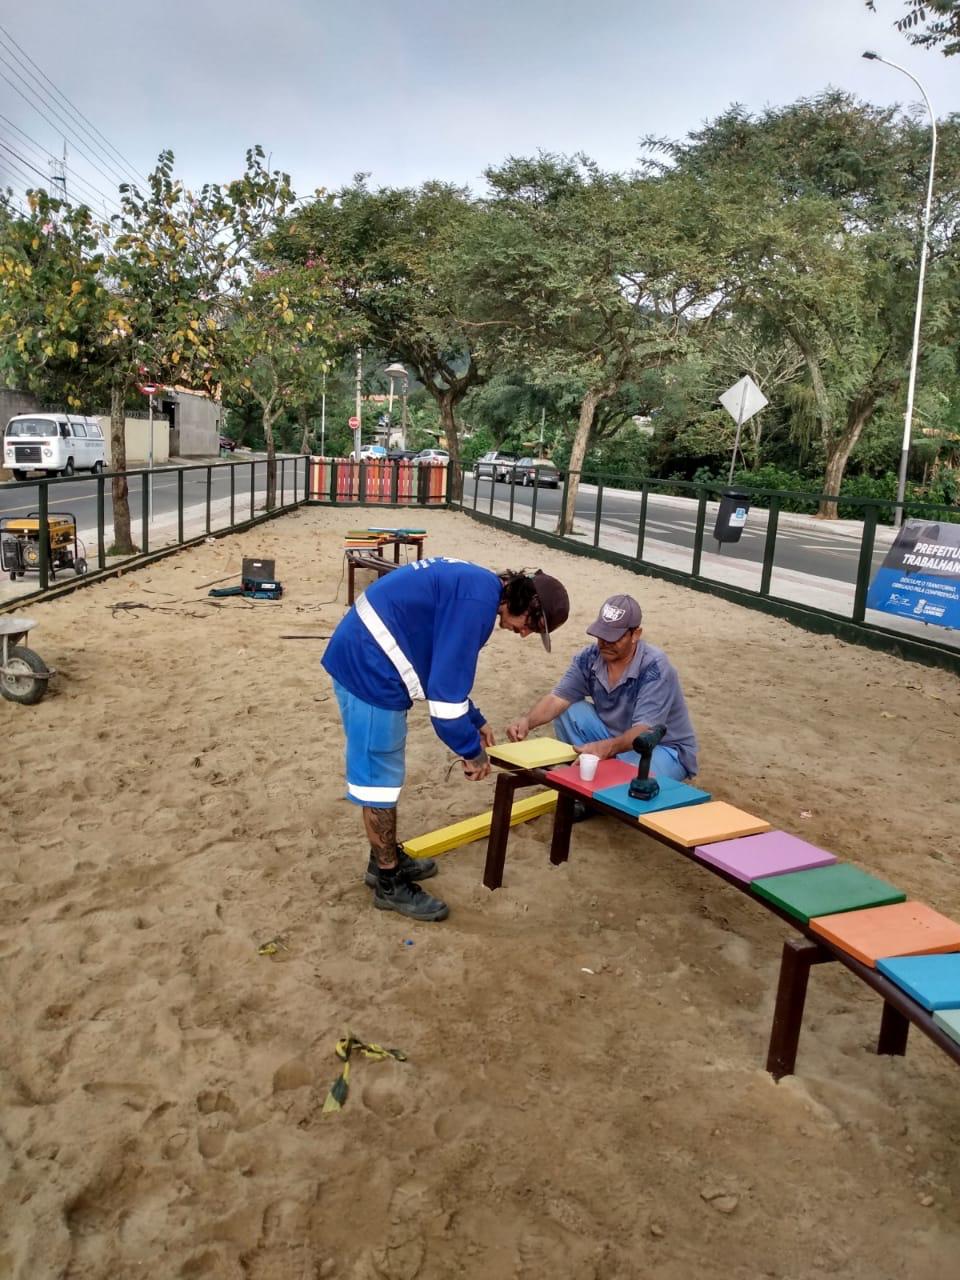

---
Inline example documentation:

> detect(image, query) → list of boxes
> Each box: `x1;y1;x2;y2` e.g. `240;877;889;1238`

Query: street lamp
384;362;408;449
862;51;938;525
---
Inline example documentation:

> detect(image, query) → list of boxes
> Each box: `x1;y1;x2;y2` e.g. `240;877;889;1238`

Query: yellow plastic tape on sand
404;790;558;859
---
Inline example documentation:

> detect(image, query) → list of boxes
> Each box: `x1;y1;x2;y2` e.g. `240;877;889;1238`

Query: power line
0;65;124;198
0;23;148;188
0;139;48;184
0;49;130;191
0;112;122;214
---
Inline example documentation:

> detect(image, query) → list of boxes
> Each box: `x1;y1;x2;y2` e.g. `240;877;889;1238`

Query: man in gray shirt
506;593;698;779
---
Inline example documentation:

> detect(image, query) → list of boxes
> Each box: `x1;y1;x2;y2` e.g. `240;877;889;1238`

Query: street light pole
862;51;938;525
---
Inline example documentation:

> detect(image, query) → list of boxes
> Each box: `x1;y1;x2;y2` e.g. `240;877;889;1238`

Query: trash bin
713;489;751;545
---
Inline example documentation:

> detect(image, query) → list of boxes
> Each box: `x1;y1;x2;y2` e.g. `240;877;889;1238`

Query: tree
650;95;960;514
216;260;338;509
279;180;483;470
0;191;111;412
102;147;299;549
463;154;741;533
866;1;960;55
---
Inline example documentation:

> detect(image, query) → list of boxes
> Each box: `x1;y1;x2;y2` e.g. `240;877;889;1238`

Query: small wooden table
482;762;960;1080
345;535;425;604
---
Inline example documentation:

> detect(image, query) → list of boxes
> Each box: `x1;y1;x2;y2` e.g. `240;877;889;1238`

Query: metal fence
0;455;309;604
454;466;960;672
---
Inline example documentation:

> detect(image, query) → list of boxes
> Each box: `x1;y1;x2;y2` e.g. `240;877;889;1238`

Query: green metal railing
0;454;309;601
453;465;960;670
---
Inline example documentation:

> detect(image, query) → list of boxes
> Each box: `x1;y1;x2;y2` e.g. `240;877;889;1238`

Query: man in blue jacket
322;558;569;921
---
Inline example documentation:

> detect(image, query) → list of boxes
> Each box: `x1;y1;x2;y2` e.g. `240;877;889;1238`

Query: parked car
387;448;419;461
476;450;517;482
353;444;388;460
416;448;449;464
4;412;106;479
512;457;561;488
219;435;237;452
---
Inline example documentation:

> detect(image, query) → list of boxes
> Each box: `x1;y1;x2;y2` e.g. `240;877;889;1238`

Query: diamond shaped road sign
719;375;768;425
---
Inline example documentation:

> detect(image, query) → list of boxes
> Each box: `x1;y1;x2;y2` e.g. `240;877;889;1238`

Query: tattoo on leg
363;806;398;868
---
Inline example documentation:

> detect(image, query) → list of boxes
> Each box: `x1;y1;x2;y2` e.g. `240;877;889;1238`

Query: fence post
281;458;286;507
230;463;236;527
853;504;879;623
359;461;367;504
97;474;106;568
593;480;604;549
636;482;649;561
556;470;568;537
390;460;399;505
250;461;256;520
141;470;149;555
691;489;708;576
178;470;184;544
488;468;495;516
330;460;338;506
205;466;212;534
38;480;49;591
530;473;540;529
760;496;780;597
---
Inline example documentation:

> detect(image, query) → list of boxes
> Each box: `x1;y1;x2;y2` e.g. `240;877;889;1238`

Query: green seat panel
751;862;905;924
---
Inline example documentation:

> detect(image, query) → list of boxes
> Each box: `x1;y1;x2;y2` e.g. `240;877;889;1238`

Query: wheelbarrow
0;616;54;705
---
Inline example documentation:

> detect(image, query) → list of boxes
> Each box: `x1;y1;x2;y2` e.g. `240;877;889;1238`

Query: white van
3;413;106;480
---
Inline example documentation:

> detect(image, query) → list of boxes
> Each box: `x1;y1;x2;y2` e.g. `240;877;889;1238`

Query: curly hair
498;571;542;627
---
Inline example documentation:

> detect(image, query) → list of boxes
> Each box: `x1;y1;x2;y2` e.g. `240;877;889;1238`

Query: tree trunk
557;385;608;536
109;381;137;554
817;393;877;519
298;405;311;455
437;390;462;502
264;411;277;511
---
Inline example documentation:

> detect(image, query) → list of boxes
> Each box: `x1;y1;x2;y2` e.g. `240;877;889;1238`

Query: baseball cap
586;594;642;642
530;570;569;652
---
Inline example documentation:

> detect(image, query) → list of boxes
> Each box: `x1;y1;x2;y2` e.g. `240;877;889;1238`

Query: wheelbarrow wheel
75;558;88;576
0;645;49;705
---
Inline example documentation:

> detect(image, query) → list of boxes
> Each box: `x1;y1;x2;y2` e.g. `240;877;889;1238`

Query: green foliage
867;1;960;55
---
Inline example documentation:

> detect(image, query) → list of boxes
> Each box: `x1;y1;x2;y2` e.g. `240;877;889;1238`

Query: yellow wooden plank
487;739;577;769
404;790;558;858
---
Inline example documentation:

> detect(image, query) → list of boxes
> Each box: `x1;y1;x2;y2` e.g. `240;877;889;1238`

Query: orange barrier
307;457;448;505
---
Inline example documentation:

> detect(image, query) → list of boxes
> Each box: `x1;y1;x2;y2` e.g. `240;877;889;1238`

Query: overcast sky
1;1;957;214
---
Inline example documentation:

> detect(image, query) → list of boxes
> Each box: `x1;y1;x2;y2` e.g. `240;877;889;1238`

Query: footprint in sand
360;1078;407;1119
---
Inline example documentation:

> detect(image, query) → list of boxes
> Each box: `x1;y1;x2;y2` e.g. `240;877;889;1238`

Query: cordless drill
628;724;668;801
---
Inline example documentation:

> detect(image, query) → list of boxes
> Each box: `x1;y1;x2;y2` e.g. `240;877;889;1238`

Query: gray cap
586;594;642;642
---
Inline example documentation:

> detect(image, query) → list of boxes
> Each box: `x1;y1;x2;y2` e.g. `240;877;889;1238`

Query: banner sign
866;520;960;630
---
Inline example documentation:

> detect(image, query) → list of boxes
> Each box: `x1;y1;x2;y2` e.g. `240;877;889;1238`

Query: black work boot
373;867;449;922
364;844;438;888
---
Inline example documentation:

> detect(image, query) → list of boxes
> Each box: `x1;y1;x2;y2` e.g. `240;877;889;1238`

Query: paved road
463;474;890;589
0;457;306;534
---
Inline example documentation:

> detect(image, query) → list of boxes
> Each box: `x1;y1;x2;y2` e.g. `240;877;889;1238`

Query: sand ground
1;506;959;1280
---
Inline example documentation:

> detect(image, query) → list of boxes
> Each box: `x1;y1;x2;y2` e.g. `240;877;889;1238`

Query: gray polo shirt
552;640;699;775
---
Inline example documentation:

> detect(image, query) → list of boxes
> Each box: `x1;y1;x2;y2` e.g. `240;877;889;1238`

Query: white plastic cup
578;753;600;782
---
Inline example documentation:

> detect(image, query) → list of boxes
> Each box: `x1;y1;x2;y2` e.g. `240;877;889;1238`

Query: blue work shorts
332;680;407;807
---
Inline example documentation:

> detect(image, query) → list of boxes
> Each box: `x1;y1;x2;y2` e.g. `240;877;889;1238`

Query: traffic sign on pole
348;416;360;429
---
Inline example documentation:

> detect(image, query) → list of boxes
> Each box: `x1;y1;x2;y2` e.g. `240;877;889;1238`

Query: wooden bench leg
550;792;575;866
483;772;522;891
877;1001;910;1057
766;937;832;1081
347;556;356;605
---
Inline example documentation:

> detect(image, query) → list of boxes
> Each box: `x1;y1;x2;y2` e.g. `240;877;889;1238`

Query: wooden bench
481;761;960;1080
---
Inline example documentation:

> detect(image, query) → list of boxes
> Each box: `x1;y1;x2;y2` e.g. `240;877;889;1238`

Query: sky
1;1;958;215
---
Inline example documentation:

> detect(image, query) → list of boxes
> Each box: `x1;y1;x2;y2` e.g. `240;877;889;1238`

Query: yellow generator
0;512;88;581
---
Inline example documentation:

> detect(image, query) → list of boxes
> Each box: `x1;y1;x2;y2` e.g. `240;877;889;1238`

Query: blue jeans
554;701;688;781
